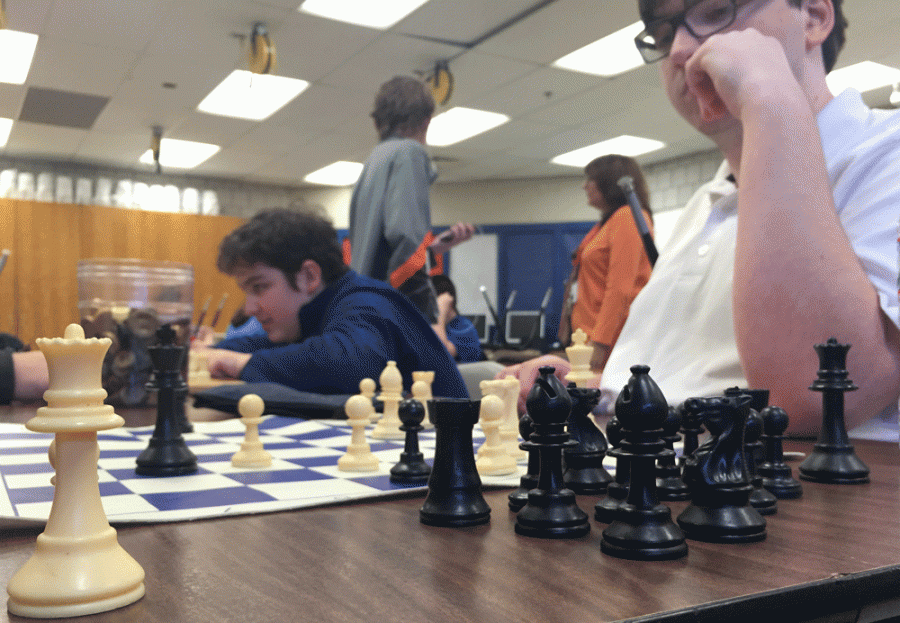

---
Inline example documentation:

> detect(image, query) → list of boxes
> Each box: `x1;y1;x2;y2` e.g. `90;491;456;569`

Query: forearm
430;322;457;358
12;351;49;403
589;342;611;374
734;98;900;434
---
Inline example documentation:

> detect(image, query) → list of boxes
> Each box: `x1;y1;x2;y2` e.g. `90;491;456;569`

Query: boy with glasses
503;0;900;436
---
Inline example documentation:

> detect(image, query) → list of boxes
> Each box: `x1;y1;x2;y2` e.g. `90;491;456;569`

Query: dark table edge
619;564;900;622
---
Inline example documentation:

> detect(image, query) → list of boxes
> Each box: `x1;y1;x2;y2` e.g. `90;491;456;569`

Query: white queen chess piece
7;324;145;618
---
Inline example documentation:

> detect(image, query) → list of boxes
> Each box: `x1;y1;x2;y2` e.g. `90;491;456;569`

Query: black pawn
743;401;778;516
758;406;803;499
136;324;198;476
508;411;538;511
600;365;687;560
420;398;490;527
677;395;766;543
390;398;431;485
563;384;613;494
515;367;590;539
799;338;870;484
594;416;627;523
656;405;690;501
678;401;704;469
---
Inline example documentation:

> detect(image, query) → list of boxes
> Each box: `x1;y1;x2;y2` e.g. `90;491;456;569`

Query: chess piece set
5;327;871;617
337;363;524;485
414;334;872;565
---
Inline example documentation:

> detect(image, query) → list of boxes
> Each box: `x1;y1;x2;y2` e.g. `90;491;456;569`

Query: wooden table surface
1;402;899;623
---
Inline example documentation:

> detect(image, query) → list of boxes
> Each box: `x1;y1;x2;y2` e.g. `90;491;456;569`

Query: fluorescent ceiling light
298;0;430;29
139;138;220;169
551;135;665;167
553;22;645;77
0;118;11;147
826;61;900;95
426;107;510;147
0;30;38;84
197;70;309;121
304;161;363;186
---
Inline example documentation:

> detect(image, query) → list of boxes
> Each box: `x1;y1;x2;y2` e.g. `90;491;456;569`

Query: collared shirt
601;89;900;429
216;270;468;399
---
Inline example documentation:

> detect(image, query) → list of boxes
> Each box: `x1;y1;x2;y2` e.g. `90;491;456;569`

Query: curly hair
217;208;348;287
371;76;435;141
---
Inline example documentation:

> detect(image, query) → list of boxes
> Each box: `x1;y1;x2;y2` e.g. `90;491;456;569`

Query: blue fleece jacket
216;270;468;399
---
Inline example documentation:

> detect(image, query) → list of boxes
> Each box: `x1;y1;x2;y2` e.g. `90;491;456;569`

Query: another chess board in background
0;416;530;528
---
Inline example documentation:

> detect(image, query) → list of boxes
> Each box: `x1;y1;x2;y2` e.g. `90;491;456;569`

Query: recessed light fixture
0;30;38;84
826;61;900;95
0;118;12;147
553;22;645;77
197;70;309;121
426;107;510;147
304;161;364;186
298;0;430;29
551;135;665;167
139;138;220;169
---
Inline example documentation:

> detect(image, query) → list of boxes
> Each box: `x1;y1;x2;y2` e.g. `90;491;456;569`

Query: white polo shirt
601;89;900;436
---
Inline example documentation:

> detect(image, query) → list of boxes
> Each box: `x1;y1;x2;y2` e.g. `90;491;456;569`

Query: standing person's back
347;75;474;322
349;134;435;316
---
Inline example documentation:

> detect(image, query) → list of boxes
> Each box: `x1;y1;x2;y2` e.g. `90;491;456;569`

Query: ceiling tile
5;122;88;157
27;37;138;96
41;0;176;51
0;86;26;120
5;0;53;34
397;0;543;45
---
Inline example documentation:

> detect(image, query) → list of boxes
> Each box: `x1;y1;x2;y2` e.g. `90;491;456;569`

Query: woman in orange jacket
559;154;654;373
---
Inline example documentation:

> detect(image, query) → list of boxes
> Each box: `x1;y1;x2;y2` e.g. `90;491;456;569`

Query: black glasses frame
634;0;745;63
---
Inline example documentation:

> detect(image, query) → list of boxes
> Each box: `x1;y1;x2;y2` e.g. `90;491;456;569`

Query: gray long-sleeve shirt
348;136;438;320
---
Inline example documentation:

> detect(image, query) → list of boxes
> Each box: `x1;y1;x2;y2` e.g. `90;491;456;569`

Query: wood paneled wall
0;199;246;345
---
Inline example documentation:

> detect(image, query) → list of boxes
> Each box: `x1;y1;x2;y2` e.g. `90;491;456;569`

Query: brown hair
584;154;653;226
371;76;435;141
217;208;348;287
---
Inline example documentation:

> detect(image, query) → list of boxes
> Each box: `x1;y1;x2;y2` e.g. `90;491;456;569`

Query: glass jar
78;258;194;406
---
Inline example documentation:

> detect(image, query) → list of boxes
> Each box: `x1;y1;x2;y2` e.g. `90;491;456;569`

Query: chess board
0;416;538;528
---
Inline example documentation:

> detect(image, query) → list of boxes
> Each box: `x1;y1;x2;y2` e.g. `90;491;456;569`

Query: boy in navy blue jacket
203;208;468;399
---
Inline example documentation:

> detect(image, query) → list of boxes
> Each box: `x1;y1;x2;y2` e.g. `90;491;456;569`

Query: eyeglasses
634;0;757;63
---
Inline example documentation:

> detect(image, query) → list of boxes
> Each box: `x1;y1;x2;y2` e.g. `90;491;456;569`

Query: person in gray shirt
347;75;473;322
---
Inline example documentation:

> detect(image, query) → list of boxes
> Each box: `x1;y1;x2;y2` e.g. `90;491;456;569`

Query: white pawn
499;376;527;461
188;349;212;385
231;394;272;468
411;378;433;428
338;395;379;472
565;328;593;388
371;361;405;439
476;394;517;476
412;370;435;429
359;378;379;423
477;379;504;459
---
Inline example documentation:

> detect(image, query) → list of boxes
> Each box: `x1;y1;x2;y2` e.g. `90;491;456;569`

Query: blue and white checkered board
0;416;526;527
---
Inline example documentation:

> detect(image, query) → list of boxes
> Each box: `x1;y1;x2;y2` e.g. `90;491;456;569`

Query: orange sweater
570;207;653;347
